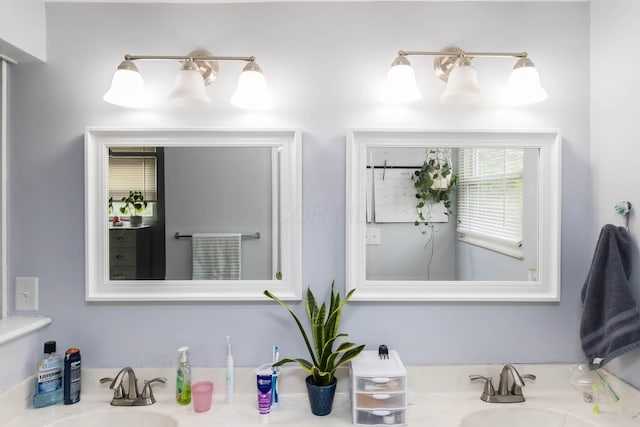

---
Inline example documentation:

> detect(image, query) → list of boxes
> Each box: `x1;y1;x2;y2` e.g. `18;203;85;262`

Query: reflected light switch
366;228;381;245
15;277;39;311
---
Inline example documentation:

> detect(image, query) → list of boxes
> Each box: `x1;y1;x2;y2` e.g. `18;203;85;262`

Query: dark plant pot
130;216;143;227
305;375;337;416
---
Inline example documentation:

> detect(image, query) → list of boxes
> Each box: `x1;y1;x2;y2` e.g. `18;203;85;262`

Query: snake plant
264;281;365;387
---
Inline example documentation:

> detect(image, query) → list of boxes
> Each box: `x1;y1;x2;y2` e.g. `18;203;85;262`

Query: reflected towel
192;233;241;280
580;224;640;369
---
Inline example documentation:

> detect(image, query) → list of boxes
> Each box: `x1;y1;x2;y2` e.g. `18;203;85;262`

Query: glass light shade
440;62;482;105
230;61;273;109
380;56;422;103
506;61;548;105
103;60;146;108
169;61;212;106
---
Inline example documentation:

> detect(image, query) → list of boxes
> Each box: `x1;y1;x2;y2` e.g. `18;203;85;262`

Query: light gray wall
590;0;640;389
8;2;591;370
367;223;457;281
164;146;273;280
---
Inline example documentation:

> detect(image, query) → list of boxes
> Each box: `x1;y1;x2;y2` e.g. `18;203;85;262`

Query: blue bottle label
37;358;63;393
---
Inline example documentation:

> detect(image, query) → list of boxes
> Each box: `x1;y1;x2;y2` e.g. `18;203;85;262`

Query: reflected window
456;148;524;258
108;147;158;218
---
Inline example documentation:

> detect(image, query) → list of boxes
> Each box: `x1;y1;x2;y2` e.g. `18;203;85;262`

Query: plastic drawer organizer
350;350;407;426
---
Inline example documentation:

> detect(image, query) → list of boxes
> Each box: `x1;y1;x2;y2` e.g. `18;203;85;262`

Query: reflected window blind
456;148;523;250
108;147;157;201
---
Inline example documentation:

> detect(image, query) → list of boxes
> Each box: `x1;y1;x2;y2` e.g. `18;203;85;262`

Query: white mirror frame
346;129;562;302
85;128;302;302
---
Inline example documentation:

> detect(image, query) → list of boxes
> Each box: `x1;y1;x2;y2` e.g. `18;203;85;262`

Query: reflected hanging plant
412;148;459;236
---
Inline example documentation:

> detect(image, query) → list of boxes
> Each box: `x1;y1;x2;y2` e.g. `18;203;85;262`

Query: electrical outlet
366;228;381;245
15;277;39;311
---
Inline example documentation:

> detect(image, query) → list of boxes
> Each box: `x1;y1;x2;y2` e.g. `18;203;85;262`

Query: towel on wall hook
580;224;640;369
614;201;632;230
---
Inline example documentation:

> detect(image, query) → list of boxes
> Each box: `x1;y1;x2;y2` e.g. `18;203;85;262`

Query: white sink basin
47;410;178;427
460;408;598;427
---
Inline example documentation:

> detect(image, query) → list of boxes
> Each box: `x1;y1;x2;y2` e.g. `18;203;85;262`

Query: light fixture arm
123;54;256;63
398;49;528;59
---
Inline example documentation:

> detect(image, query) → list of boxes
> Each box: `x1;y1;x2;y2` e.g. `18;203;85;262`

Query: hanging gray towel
580;224;640;369
192;233;241;280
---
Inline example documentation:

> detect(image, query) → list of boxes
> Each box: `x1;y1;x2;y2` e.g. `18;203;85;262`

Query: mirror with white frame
346;130;561;302
85;128;302;301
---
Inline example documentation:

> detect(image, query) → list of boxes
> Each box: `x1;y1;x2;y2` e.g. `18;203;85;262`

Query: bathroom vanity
1;365;638;427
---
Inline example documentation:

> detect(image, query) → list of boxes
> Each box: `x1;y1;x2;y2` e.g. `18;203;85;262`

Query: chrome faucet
100;367;166;406
470;364;536;403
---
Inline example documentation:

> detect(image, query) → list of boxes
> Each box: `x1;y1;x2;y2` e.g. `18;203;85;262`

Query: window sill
457;230;523;259
0;316;52;346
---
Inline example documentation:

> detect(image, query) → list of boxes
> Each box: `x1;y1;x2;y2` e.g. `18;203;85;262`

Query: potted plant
119;190;147;227
264;281;364;416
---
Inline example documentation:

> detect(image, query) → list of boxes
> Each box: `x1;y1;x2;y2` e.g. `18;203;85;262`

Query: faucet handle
100;377;124;398
470;375;496;397
141;377;167;402
511;373;536;396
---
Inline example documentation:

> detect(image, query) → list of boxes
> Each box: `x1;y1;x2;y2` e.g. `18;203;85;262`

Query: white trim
271;148;280;277
0;55;16;65
85;128;302;301
0;61;7;317
346;129;562;302
0;316;52;346
45;0;589;3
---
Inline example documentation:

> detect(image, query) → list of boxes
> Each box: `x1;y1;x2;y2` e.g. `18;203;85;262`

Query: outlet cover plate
366;228;381;245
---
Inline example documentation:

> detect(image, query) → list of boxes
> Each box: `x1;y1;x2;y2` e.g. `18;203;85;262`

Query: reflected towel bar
174;232;260;240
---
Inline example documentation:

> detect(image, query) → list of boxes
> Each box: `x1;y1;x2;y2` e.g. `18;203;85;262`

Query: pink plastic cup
192;381;214;413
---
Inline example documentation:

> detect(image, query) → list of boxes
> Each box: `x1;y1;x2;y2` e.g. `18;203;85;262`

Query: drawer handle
372;410;391;416
371;377;390;383
372;393;390;400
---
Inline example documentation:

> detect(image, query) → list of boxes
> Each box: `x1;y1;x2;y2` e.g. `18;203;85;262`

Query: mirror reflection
365;146;539;282
346;130;561;302
86;128;301;302
107;146;277;281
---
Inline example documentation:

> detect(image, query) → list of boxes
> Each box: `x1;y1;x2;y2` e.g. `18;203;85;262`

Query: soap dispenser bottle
33;341;64;408
176;346;192;405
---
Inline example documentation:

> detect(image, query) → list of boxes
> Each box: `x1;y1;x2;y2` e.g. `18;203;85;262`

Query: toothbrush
271;345;279;408
226;336;234;404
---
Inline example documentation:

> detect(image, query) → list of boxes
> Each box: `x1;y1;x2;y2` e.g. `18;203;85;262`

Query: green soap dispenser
176;346;191;405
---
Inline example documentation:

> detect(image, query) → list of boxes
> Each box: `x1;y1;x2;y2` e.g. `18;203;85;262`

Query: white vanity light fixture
103;49;272;109
439;55;481;105
505;57;548;105
380;55;422;103
169;59;213;106
103;59;147;108
230;60;273;109
382;46;548;106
